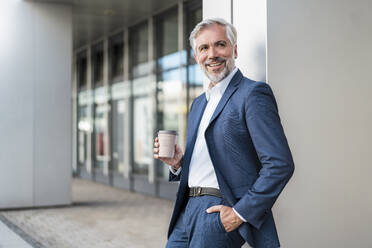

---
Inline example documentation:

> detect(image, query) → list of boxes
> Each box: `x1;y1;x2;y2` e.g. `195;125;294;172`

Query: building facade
73;0;202;199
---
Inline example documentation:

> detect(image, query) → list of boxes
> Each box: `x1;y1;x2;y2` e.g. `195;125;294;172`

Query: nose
208;46;218;59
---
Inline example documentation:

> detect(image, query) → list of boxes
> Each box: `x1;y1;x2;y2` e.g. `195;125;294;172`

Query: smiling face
193;24;237;83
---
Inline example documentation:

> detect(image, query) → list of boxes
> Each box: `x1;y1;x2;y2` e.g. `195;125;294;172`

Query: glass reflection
130;22;149;78
130;22;154;175
93;86;109;171
74;1;203;186
133;93;153;174
77;90;89;166
188;63;203;104
186;6;203;110
109;32;124;83
155;8;189;179
157;67;187;179
76;51;88;171
111;82;130;174
109;32;127;176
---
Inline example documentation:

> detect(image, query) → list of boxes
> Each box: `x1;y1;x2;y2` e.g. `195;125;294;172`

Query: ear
193;51;199;64
234;45;238;59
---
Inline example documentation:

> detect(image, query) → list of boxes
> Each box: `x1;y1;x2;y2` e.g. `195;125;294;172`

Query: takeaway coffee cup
157;130;178;158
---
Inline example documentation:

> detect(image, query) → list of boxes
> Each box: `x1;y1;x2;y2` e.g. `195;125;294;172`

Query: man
154;18;294;248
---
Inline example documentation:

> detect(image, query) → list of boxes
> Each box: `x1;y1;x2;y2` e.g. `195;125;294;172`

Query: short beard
201;55;235;83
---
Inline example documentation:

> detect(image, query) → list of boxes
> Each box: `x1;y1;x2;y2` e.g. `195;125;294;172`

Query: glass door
76;51;91;178
109;32;131;189
92;42;111;184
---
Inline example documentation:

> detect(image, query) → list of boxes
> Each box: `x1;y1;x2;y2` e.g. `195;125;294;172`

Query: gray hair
189;18;237;52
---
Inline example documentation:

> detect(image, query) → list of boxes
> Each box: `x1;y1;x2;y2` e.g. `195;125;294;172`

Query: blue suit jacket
168;70;294;247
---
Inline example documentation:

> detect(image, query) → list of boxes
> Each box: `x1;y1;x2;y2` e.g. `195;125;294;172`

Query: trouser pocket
216;212;227;233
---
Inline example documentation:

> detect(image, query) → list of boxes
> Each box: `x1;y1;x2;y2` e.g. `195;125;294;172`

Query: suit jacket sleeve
233;82;295;229
169;163;182;181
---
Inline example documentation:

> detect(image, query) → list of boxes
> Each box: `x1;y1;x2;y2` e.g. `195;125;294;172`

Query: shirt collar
205;67;238;101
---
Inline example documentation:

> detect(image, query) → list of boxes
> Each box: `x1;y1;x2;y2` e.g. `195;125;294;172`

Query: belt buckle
198;187;202;195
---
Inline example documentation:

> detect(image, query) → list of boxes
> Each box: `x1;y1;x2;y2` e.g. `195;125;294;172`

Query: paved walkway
0;179;174;248
0;179;250;248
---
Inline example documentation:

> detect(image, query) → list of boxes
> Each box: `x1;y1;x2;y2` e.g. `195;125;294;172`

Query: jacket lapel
207;70;243;127
187;95;208;149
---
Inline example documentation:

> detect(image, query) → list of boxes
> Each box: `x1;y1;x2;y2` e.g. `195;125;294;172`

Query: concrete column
103;38;110;176
148;16;156;184
0;0;35;208
0;0;72;208
86;47;93;173
123;28;131;179
72;53;78;174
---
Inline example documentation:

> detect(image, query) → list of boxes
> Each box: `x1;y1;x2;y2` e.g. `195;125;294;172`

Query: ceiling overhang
33;0;179;49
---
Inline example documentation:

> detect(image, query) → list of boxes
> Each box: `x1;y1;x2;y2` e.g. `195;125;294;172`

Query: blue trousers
166;195;245;248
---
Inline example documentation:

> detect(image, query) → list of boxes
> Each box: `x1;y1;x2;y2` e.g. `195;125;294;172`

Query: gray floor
0;179;250;248
0;179;173;248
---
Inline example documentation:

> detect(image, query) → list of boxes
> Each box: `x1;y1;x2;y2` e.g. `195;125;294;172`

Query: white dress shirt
169;67;247;222
187;67;238;188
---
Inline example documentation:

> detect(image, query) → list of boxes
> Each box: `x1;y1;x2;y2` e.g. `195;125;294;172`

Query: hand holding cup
154;131;183;170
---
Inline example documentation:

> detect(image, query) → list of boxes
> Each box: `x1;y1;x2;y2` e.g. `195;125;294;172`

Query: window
76;50;89;169
92;42;109;173
109;32;128;175
109;33;124;83
155;8;188;179
130;22;153;175
92;43;104;86
77;51;87;90
130;22;149;78
185;1;203;111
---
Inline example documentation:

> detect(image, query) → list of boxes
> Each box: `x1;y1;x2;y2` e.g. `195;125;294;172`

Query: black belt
189;187;222;198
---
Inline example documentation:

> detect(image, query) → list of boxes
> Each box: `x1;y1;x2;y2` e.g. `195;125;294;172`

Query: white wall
234;0;267;82
204;0;372;246
0;1;72;208
203;0;231;22
267;0;372;247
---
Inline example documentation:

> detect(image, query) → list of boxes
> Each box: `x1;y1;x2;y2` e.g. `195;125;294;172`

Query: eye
199;45;208;52
217;41;226;47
